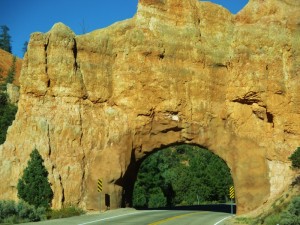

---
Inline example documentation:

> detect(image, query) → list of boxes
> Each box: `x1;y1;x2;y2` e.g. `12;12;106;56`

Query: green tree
6;56;16;84
289;147;300;169
22;41;28;56
148;188;167;208
133;145;233;208
17;149;53;209
0;92;17;144
132;182;147;208
0;25;12;53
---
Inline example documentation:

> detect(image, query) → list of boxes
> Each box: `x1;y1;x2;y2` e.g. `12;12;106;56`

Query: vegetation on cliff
234;147;300;225
0;52;18;145
5;56;16;85
289;147;300;169
0;92;17;144
133;145;233;208
236;194;300;225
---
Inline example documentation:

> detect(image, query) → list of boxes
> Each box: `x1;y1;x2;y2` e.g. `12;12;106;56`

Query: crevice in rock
211;62;228;69
72;38;78;71
47;123;51;156
232;92;261;105
78;103;83;146
284;129;296;135
266;111;274;127
158;49;165;60
161;126;183;133
44;38;49;75
232;98;259;105
80;155;86;202
58;174;65;205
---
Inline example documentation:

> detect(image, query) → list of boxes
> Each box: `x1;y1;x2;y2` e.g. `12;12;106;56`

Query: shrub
0;200;17;221
0;200;46;223
16;200;46;222
264;214;281;225
289;147;300;169
47;204;85;219
280;196;300;225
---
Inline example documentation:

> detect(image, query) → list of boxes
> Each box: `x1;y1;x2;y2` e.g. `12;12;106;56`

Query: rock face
0;0;299;214
6;83;20;105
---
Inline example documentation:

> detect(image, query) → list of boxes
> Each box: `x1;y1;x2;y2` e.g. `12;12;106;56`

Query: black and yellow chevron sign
97;178;103;192
229;186;235;199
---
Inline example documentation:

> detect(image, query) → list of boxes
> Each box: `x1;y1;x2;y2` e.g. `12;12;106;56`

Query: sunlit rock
0;0;299;214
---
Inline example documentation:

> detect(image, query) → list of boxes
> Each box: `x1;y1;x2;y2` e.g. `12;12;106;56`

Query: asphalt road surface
21;208;232;225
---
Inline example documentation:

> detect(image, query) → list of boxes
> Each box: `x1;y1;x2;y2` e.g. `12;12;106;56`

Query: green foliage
17;149;53;209
289;147;300;169
0;67;4;85
0;25;12;53
22;41;28;56
0;56;18;144
280;196;300;225
0;201;84;223
133;145;233;208
0;200;46;224
0;200;17;221
264;214;281;225
0;92;17;144
0;92;7;105
5;56;16;84
242;195;300;225
46;205;86;219
132;183;147;208
148;188;167;208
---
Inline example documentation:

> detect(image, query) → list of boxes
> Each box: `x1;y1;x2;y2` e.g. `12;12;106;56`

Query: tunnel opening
121;144;235;212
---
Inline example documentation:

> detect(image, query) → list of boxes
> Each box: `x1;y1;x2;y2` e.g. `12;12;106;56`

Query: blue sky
0;0;249;58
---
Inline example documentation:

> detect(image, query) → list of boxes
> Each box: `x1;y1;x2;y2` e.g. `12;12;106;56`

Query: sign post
229;186;235;214
97;178;103;213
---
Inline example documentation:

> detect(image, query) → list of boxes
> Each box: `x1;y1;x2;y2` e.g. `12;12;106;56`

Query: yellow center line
148;212;203;225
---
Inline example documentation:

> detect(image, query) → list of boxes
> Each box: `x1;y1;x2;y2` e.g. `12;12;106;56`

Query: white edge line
78;210;156;225
214;215;232;225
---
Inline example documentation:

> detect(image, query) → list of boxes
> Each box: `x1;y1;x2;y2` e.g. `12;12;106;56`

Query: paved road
21;208;232;225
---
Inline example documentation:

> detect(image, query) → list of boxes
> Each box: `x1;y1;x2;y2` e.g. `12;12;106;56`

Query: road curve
21;208;232;225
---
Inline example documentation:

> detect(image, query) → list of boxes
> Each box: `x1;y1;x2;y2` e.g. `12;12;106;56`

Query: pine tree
6;56;16;84
0;92;17;144
0;25;12;53
17;149;53;209
22;41;28;56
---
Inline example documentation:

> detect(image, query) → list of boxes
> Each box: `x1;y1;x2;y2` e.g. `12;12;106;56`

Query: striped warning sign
229;186;235;199
97;178;103;192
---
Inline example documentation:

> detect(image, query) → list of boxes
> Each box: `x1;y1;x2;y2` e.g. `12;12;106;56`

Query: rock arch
85;114;270;214
0;0;299;215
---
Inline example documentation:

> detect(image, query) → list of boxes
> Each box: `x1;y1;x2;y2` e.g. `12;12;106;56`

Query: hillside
0;49;22;86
